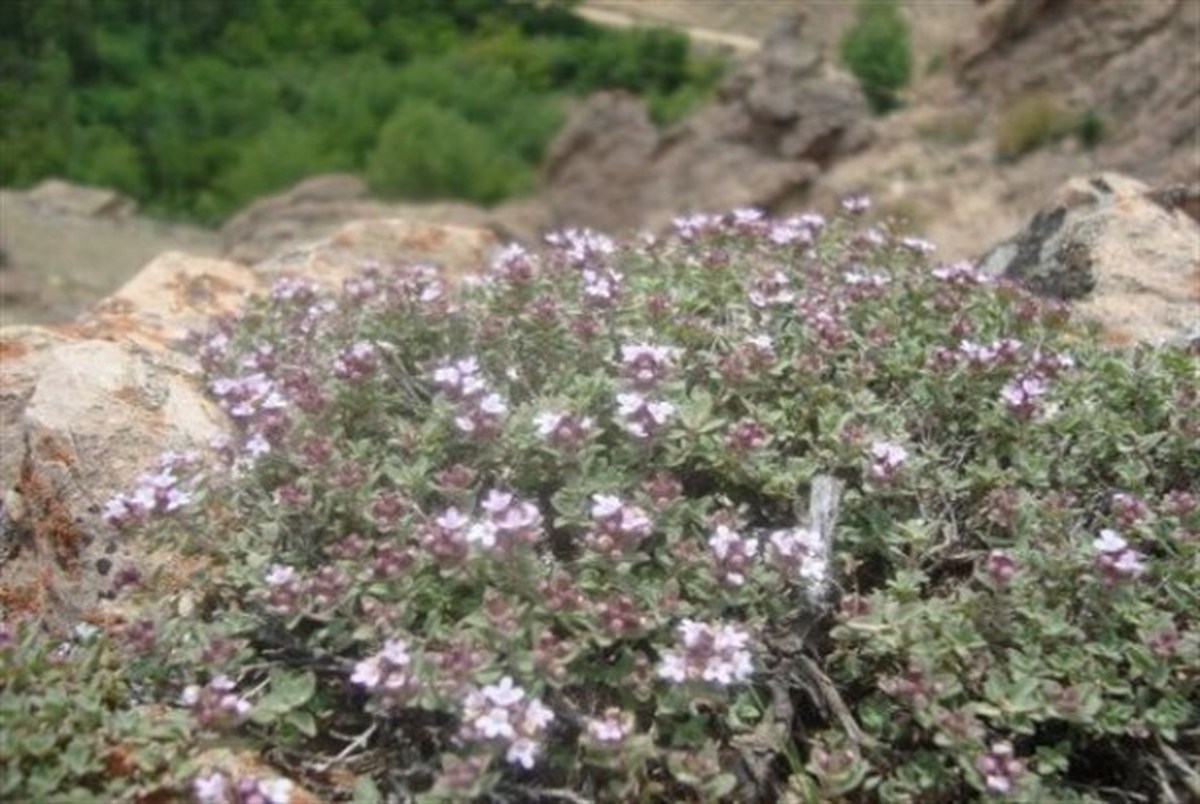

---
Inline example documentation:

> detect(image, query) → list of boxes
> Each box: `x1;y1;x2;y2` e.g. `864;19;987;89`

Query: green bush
36;209;1193;801
840;0;913;113
366;99;530;204
214;116;350;211
0;0;724;223
994;91;1073;161
1076;109;1105;150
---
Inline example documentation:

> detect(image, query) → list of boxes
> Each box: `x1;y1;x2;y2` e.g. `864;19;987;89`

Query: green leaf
353;775;383;804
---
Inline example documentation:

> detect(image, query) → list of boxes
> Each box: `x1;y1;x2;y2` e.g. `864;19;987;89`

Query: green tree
366;99;529;204
840;0;912;113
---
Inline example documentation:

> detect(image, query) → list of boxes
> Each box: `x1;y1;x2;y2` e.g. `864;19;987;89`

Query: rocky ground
1;0;1195;332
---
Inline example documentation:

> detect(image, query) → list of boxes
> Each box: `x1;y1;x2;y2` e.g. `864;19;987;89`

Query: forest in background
0;0;723;223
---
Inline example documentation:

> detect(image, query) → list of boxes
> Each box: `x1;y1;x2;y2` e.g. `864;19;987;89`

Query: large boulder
26;178;138;219
540;13;870;234
980;173;1200;345
0;219;497;633
221;174;547;264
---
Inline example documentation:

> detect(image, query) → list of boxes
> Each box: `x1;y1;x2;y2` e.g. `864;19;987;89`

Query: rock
980;173;1200;345
539;14;868;234
0;219;497;633
955;0;1198;184
221;173;547;264
26;178;137;219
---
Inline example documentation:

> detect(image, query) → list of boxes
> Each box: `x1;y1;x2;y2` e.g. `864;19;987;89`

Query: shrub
213;117;348;212
366;99;531;204
34;205;1191;802
1076;109;1105;150
840;0;913;113
994;91;1073;162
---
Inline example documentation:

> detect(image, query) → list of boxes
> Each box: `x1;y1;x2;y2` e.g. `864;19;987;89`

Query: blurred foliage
840;0;912;114
994;91;1073;162
0;0;724;223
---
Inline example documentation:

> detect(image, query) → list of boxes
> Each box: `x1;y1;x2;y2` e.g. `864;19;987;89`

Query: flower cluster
488;243;536;285
471;490;545;552
533;409;595;450
432;356;508;437
102;451;201;528
867;440;909;483
958;337;1023;369
419;492;544;566
984;549;1017;586
351;639;423;709
976;742;1026;795
724;417;769;453
332;340;382;382
616;392;676;439
748;269;796;308
587;494;654;556
999;373;1048;420
708;525;759;587
1092;529;1146;584
619;342;678;389
459;676;555;769
766;526;828;587
181;675;251;729
584;707;635;747
192;771;294;804
657;619;754;687
209;372;288;421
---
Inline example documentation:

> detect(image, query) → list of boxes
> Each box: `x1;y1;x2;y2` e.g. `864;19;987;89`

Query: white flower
591;494;624;520
467;521;498;549
483;676;525;708
657;652;687;683
475;707;516;740
1093;529;1128;554
522;699;555;732
351;656;382;689
534;411;565;437
259;778;295;804
380;640;410;668
506;737;540;769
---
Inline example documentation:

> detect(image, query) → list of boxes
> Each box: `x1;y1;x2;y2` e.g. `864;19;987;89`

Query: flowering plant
4;206;1197;801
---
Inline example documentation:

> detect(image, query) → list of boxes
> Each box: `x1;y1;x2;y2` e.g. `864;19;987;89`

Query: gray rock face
981;173;1200;345
540;14;870;234
957;0;1199;184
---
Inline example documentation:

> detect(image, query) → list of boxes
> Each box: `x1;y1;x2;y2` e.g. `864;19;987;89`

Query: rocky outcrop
980;173;1200;345
26;178;138;219
540;14;870;234
220;174;547;264
0;219;497;633
956;0;1199;183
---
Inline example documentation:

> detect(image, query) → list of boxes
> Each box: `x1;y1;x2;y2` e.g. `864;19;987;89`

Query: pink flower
657;619;754;687
1093;529;1146;584
977;742;1025;795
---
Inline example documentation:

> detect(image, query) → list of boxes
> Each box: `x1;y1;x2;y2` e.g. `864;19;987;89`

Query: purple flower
657;619;754;687
1000;373;1048;420
976;742;1025;795
868;440;909;483
708;525;759;587
459;677;554;769
1093;528;1146;584
616;392;675;439
585;708;634;745
620;342;678;389
985;549;1017;586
